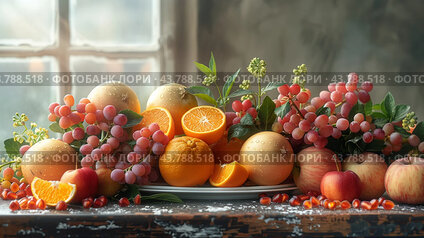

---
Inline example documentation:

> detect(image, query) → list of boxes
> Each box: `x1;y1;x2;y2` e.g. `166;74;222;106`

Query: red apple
293;147;340;193
342;152;387;200
60;167;98;203
385;157;424;204
320;170;361;202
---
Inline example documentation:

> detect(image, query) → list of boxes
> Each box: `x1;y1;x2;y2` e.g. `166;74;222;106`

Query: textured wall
196;0;424;117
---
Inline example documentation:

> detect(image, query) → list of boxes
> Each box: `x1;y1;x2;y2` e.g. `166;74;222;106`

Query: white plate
138;183;298;200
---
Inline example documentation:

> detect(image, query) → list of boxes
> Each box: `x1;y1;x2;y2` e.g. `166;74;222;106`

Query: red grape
86;125;100;135
336;82;347;93
91;148;102;161
292;128;304;140
319;91;331;102
306;130;319;143
408;134;420;147
125;171;136;184
107;137;120;149
361;81;373;92
59;105;71;117
289;84;301;95
299;120;311;132
354;113;364;123
133;130;141;140
233;117;241;125
330;91;343;103
148;123;160;133
328;83;336;92
242;99;252;111
336;118;349;131
348;73;358;84
418;142;424;153
340;103;353;118
19;145;31;155
72;127;85;140
350;121;360;133
63;131;74;144
383;123;394;135
100;143;112;154
283;122;296;134
311;97;324;109
358;90;370;103
328;115;337;124
319;125;333;137
87;136;99;147
277;85;290;96
296;91;309;103
49;102;60;114
324;102;335;113
373;129;385;140
314;115;329;128
103;105;117;121
81;156;94;168
76;103;86;113
152;142;165;155
140;128;152;138
290;114;301;125
345;92;358;105
360;121;370;132
363;132;373;143
390;132;402;145
305;112;317;123
132;164;146;177
111;125;124;138
80;144;93;155
345;82;357;92
232;100;242;112
332;128;342;139
111;169;125;182
247;108;258;119
314;136;328;148
113;114;128;126
136;137;150;149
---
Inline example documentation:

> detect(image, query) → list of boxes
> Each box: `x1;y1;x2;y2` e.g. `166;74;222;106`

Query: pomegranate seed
378;197;385;206
258;193;268;198
303;200;312;209
289;196;301;206
361;201;372;210
82;198;92;209
370;199;379;210
317;195;326;201
10;182;19;193
333;200;341;208
28;196;37;203
272;194;283;203
352;199;361;208
27;200;36;210
16;190;26;199
281;193;289;203
1;189;9;200
133;194;141;205
18;183;27;191
56;201;67;210
382;200;395;210
328;201;336;210
9;200;20;211
259;197;272;206
298;195;310;201
310;197;320;207
24;185;32;196
7;192;17;200
36;199;46;210
98;196;108;205
340;200;351;210
92;198;103;208
119;197;130;207
85;197;94;204
18;198;28;210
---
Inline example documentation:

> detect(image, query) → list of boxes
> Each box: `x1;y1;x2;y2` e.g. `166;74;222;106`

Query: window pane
0;57;59;149
0;0;57;47
70;56;159;110
70;0;160;50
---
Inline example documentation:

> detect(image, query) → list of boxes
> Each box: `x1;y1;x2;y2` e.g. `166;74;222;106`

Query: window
0;0;161;147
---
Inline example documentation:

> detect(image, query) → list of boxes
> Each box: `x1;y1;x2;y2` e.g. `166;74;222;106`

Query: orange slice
139;107;175;139
31;177;76;206
209;161;249;187
181;106;226;144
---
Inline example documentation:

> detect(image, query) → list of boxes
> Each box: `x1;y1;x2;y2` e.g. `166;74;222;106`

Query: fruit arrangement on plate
1;53;424;211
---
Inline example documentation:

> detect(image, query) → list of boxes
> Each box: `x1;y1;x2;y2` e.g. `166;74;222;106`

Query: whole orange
159;136;214;187
147;83;197;135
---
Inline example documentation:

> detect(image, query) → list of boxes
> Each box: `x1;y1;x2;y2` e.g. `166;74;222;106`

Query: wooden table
0;199;423;237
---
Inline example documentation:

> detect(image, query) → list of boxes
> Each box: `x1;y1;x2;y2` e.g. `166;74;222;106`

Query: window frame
0;0;163;97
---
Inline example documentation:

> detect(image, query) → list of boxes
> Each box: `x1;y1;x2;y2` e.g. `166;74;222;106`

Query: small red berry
92;198;103;208
382;200;395;210
271;194;283;203
281;193;289;203
56;201;67;211
310;197;320;207
119;197;130;207
36;199;46;210
340;200;351;210
352;199;361;209
370;199;379;210
18;197;29;210
10;182;19;193
133;194;141;205
98;196;108;206
27;200;36;210
9;200;20;211
361;201;372;210
82;198;92;209
16;190;26;199
303;200;312;209
7;192;17;200
259;197;271;206
289;196;301;206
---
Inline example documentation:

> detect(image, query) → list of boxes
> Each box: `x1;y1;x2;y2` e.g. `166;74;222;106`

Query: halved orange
138;107;175;139
181;106;226;144
209;161;249;187
31;177;76;206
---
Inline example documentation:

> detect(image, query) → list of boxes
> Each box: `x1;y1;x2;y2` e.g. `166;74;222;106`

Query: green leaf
345;135;365;155
227;124;259;141
262;82;284;93
241;113;255;126
119;109;143;128
316;106;331;116
275;103;291;118
194;62;212;75
227;89;255;98
4;138;25;158
222;69;240;98
372;104;381;111
413;122;424;141
364;100;373;116
257;96;277;130
393;105;410;122
49;122;65;133
394;125;411;138
381;92;395;120
209;52;216;74
373;118;388;127
371;112;387;119
186;86;217;106
141;193;183;203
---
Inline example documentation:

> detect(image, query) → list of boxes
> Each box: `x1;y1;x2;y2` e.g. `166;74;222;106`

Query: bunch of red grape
48;95;85;129
110;123;168;185
381;122;423;155
275;73;377;149
224;99;258;128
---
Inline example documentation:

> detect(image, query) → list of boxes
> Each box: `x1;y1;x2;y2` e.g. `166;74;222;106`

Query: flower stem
290;98;305;119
